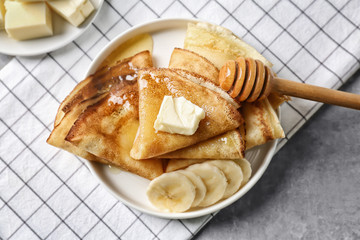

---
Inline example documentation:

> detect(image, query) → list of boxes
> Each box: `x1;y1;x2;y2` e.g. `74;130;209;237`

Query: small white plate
84;18;278;219
0;0;103;56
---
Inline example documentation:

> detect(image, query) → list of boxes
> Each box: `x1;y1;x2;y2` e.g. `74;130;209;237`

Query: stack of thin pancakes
47;22;286;180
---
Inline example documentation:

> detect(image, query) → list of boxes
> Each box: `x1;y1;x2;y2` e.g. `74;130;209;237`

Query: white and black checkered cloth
0;0;359;239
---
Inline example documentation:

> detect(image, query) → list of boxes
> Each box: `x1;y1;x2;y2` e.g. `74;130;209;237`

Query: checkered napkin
0;0;359;239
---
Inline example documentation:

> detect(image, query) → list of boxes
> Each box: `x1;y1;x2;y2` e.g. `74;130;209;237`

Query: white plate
84;18;278;219
0;0;103;56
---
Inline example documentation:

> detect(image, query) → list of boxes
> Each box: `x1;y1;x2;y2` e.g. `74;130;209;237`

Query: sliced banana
186;163;227;207
177;169;207;207
235;158;252;187
146;172;196;213
208;160;243;199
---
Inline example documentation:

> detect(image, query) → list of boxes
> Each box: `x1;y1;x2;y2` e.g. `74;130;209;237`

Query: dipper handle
218;57;360;110
273;78;360;110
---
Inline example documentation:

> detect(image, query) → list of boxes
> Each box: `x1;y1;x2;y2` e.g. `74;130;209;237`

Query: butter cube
4;1;53;40
154;96;205;135
47;0;94;27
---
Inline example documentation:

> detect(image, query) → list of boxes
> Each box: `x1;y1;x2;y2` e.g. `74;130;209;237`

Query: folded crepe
160;129;245;159
130;68;243;160
65;81;164;180
169;48;219;85
47;51;153;165
166;49;245;159
183;22;285;149
47;94;110;164
54;50;153;127
241;98;283;149
184;22;272;69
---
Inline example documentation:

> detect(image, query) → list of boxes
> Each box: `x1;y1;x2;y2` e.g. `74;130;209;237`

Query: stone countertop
1;55;359;239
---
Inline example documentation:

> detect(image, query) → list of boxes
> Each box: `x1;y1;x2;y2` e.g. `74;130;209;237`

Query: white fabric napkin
0;0;359;239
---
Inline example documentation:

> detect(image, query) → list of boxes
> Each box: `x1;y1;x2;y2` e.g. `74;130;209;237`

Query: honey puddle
99;33;153;69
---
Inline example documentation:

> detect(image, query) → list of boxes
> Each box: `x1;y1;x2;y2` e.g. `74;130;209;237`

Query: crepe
184;22;272;69
241;98;284;149
183;22;285;149
47;93;109;164
65;81;164;180
130;68;243;160
160;128;245;159
167;50;245;159
54;76;93;127
169;48;219;85
54;50;153;127
174;69;239;109
48;51;153;165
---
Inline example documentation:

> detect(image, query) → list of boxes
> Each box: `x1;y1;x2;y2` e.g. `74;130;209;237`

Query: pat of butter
154;96;205;135
47;0;94;27
4;1;53;40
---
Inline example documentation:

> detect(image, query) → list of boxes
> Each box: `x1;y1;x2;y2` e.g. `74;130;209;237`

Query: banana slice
186;163;227;207
146;172;196;212
208;160;243;199
177;169;207;207
235;158;252;187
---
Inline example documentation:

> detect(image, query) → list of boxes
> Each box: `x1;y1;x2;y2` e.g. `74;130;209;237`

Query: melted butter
99;33;153;69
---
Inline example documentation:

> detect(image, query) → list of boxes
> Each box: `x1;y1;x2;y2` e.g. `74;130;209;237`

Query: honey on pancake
99;33;153;69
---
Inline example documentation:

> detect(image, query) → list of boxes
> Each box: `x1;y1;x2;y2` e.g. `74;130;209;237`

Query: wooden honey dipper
219;57;360;110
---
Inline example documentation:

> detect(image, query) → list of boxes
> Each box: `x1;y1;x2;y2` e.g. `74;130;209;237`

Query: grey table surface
1;55;359;239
